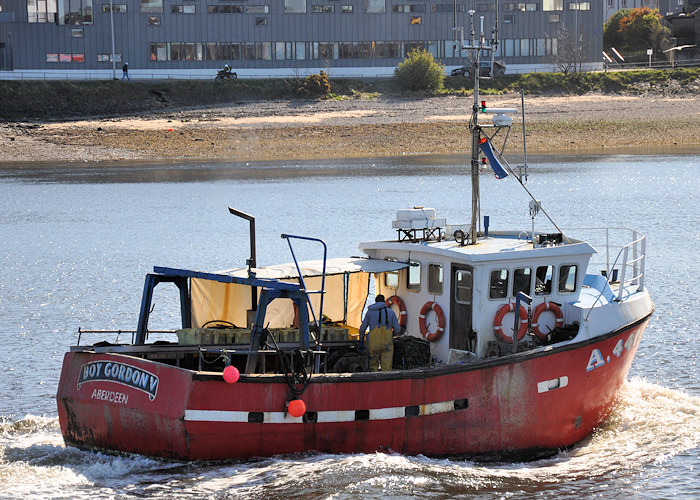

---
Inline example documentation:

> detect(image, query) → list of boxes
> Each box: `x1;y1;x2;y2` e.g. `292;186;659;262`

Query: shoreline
1;93;699;164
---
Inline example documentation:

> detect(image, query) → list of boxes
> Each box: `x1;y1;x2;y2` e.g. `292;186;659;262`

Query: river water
0;153;699;498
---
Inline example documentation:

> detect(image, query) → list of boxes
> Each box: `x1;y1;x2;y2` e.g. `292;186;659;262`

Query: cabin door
450;264;474;351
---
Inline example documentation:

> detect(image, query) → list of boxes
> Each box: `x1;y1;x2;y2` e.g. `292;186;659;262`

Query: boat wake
1;378;699;499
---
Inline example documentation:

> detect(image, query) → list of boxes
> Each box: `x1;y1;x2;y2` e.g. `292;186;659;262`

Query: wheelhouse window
407;261;421;291
558;264;578;293
535;265;554;295
385;259;399;289
428;264;443;295
455;269;473;304
512;267;532;297
489;269;509;299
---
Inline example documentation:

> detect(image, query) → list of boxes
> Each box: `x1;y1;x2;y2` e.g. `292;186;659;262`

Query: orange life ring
531;300;564;341
419;301;445;342
493;303;528;342
385;295;407;330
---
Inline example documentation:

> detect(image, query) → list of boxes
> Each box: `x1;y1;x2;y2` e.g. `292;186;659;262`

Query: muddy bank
1;93;698;164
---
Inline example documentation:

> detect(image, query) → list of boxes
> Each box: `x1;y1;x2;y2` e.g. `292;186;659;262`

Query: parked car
451;60;506;78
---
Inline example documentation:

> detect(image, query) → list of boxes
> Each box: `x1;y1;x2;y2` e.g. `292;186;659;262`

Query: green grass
1;67;697;120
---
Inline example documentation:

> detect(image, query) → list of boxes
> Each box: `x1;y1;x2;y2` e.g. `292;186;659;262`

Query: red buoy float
493;303;528;342
418;301;445;342
385;295;407;330
531;300;564;341
222;365;240;384
288;399;306;418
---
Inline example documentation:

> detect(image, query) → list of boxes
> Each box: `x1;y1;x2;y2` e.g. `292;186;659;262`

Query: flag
478;137;508;179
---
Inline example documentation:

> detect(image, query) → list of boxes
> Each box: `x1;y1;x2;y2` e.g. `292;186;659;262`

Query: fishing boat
56;11;653;461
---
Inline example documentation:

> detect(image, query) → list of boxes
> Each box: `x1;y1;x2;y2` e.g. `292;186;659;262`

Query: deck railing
573;227;646;301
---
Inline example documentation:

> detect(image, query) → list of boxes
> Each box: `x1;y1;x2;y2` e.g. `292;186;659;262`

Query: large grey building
0;0;603;79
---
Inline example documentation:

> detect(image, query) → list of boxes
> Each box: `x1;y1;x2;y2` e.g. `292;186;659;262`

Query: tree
546;25;590;75
604;8;669;57
393;48;445;92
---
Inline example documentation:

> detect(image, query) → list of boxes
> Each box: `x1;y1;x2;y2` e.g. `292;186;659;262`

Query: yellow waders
367;325;394;371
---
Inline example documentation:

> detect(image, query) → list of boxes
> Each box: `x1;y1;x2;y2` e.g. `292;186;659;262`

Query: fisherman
359;294;400;371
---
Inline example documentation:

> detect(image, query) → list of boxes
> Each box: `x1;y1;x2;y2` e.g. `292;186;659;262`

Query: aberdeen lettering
78;361;159;400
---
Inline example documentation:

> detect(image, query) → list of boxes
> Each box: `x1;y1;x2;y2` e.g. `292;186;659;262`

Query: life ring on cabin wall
385;295;407;331
493;303;528;343
419;301;445;342
531;300;564;341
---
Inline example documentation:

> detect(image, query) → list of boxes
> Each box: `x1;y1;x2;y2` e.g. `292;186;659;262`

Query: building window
275;41;305;59
98;53;122;62
365;0;385;12
375;41;399;57
504;14;514;22
255;16;267;24
393;4;426;12
407;261;421;292
568;1;590;9
172;4;195;13
504;2;536;10
285;0;306;12
428;264;443;295
147;15;160;24
28;0;58;22
548;13;559;22
312;4;335;12
51;53;85;62
341;4;353;11
433;3;467;12
542;0;563;10
71;28;84;37
247;5;269;13
410;15;421;23
102;4;127;12
57;0;93;24
208;5;243;12
140;0;162;13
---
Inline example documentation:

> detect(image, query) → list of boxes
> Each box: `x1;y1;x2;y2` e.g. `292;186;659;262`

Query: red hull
57;319;648;461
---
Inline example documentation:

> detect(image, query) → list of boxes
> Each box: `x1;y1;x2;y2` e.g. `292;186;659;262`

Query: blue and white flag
478;137;509;179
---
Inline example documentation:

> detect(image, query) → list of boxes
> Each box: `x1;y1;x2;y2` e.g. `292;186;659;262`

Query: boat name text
90;389;129;404
586;331;639;372
77;361;159;400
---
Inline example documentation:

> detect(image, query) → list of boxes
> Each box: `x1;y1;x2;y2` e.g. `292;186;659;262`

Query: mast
466;6;499;245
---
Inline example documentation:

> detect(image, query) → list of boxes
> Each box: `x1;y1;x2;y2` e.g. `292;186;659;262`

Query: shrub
393;49;445;92
301;71;332;96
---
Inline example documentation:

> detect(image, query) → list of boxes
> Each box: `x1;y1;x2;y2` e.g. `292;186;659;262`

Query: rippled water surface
1;154;698;498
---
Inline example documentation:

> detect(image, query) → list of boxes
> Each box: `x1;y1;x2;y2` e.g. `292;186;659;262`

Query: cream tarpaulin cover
191;258;407;330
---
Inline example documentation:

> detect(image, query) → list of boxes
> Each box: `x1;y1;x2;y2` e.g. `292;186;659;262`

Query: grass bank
1;67;698;121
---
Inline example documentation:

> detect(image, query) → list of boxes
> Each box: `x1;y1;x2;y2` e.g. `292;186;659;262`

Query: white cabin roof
359;231;596;264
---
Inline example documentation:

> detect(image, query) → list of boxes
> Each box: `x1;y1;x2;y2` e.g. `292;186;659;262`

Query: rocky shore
1;93;699;164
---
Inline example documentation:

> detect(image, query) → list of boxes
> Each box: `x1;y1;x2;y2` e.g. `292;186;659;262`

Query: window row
488;264;578;300
30;0;593;23
47;52;123;62
385;262;444;296
147;38;557;62
381;261;577;298
505;1;589;10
